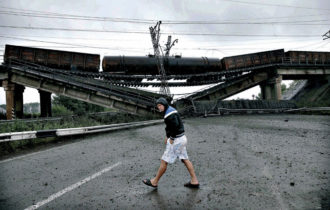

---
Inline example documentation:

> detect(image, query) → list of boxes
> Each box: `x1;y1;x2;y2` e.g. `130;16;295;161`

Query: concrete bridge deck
0;114;329;209
0;64;165;119
1;60;330;120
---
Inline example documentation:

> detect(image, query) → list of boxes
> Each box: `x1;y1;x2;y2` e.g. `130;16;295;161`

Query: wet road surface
0;114;329;209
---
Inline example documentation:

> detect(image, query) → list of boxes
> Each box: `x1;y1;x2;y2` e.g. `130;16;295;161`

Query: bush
52;95;106;115
52;105;73;116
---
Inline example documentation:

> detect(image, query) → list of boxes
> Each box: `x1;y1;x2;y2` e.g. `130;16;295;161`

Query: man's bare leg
149;160;168;186
182;159;199;184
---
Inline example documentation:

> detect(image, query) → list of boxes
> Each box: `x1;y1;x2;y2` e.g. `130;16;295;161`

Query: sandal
184;181;199;188
143;179;157;188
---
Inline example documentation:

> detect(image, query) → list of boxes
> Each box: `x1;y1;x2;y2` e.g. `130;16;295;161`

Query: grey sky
0;0;329;104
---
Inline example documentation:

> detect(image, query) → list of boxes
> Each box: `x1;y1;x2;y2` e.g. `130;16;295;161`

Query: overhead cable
221;0;330;11
0;25;322;37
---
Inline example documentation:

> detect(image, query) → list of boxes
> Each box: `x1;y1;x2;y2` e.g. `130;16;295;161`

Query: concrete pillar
260;76;282;100
14;85;25;118
2;81;25;120
260;84;272;100
39;90;52;117
3;81;15;120
274;75;282;100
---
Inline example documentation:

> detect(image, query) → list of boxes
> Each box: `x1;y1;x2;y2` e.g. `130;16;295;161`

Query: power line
165;13;330;23
0;45;87;48
0;25;322;37
221;0;330;11
0;5;329;25
0;34;144;42
0;25;148;34
0;11;154;24
0;6;157;24
0;6;67;15
169;32;320;37
0;35;151;52
163;20;330;25
0;10;329;25
0;33;321;42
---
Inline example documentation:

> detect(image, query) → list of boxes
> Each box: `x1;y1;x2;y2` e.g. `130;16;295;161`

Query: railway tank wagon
167;56;222;75
4;44;100;72
102;55;158;75
102;55;222;75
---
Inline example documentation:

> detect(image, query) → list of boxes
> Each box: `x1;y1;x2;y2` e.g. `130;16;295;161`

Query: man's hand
165;137;174;144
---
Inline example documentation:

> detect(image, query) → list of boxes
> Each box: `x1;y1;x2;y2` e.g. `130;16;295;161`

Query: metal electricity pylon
323;30;330;40
149;21;171;96
165;35;178;57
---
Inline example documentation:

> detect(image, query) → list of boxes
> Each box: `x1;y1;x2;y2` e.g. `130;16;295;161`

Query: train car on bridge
285;51;330;64
102;55;222;75
3;45;330;77
103;49;286;75
4;45;100;72
221;49;285;70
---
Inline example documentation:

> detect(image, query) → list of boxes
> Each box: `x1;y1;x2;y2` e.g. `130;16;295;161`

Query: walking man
143;97;199;188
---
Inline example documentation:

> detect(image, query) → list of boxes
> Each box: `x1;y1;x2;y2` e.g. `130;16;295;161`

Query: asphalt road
0;114;329;210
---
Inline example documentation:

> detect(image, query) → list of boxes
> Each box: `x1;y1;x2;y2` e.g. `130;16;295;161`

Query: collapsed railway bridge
0;44;329;120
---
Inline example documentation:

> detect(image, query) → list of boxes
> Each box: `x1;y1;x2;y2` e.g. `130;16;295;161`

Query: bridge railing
281;57;327;65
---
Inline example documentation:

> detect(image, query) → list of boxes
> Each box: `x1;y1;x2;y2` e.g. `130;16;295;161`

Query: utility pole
323;30;330;40
149;21;171;96
165;35;178;57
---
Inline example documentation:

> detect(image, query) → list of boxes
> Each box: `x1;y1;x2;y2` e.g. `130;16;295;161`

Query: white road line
24;161;121;210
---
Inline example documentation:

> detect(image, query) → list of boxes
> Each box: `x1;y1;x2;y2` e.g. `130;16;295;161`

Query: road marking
262;166;273;179
24;161;121;210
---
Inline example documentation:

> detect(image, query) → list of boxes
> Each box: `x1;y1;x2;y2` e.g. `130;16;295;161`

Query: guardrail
284;107;330;112
0;119;163;143
202;108;290;117
0;111;120;124
199;107;330;117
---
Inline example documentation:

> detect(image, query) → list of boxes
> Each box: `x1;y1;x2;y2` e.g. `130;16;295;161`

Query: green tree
256;93;262;100
52;95;106;115
281;84;287;93
52;104;73;116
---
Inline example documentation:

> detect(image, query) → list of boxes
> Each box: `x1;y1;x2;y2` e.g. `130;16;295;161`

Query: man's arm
165;114;180;139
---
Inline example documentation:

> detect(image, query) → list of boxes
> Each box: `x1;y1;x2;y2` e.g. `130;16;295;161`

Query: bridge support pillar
39;90;52;117
2;81;25;119
260;76;282;100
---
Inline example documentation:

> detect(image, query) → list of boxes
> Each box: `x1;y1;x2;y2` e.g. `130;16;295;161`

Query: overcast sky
0;0;329;104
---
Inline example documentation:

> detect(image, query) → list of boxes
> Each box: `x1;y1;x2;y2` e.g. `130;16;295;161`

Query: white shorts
161;135;189;164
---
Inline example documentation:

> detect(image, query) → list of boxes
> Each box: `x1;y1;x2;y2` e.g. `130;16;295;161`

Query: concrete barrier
0;120;163;143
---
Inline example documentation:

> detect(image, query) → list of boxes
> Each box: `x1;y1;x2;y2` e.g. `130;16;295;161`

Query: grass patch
0;112;159;154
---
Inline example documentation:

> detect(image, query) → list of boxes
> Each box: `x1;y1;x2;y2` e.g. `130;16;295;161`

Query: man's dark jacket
156;98;184;140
